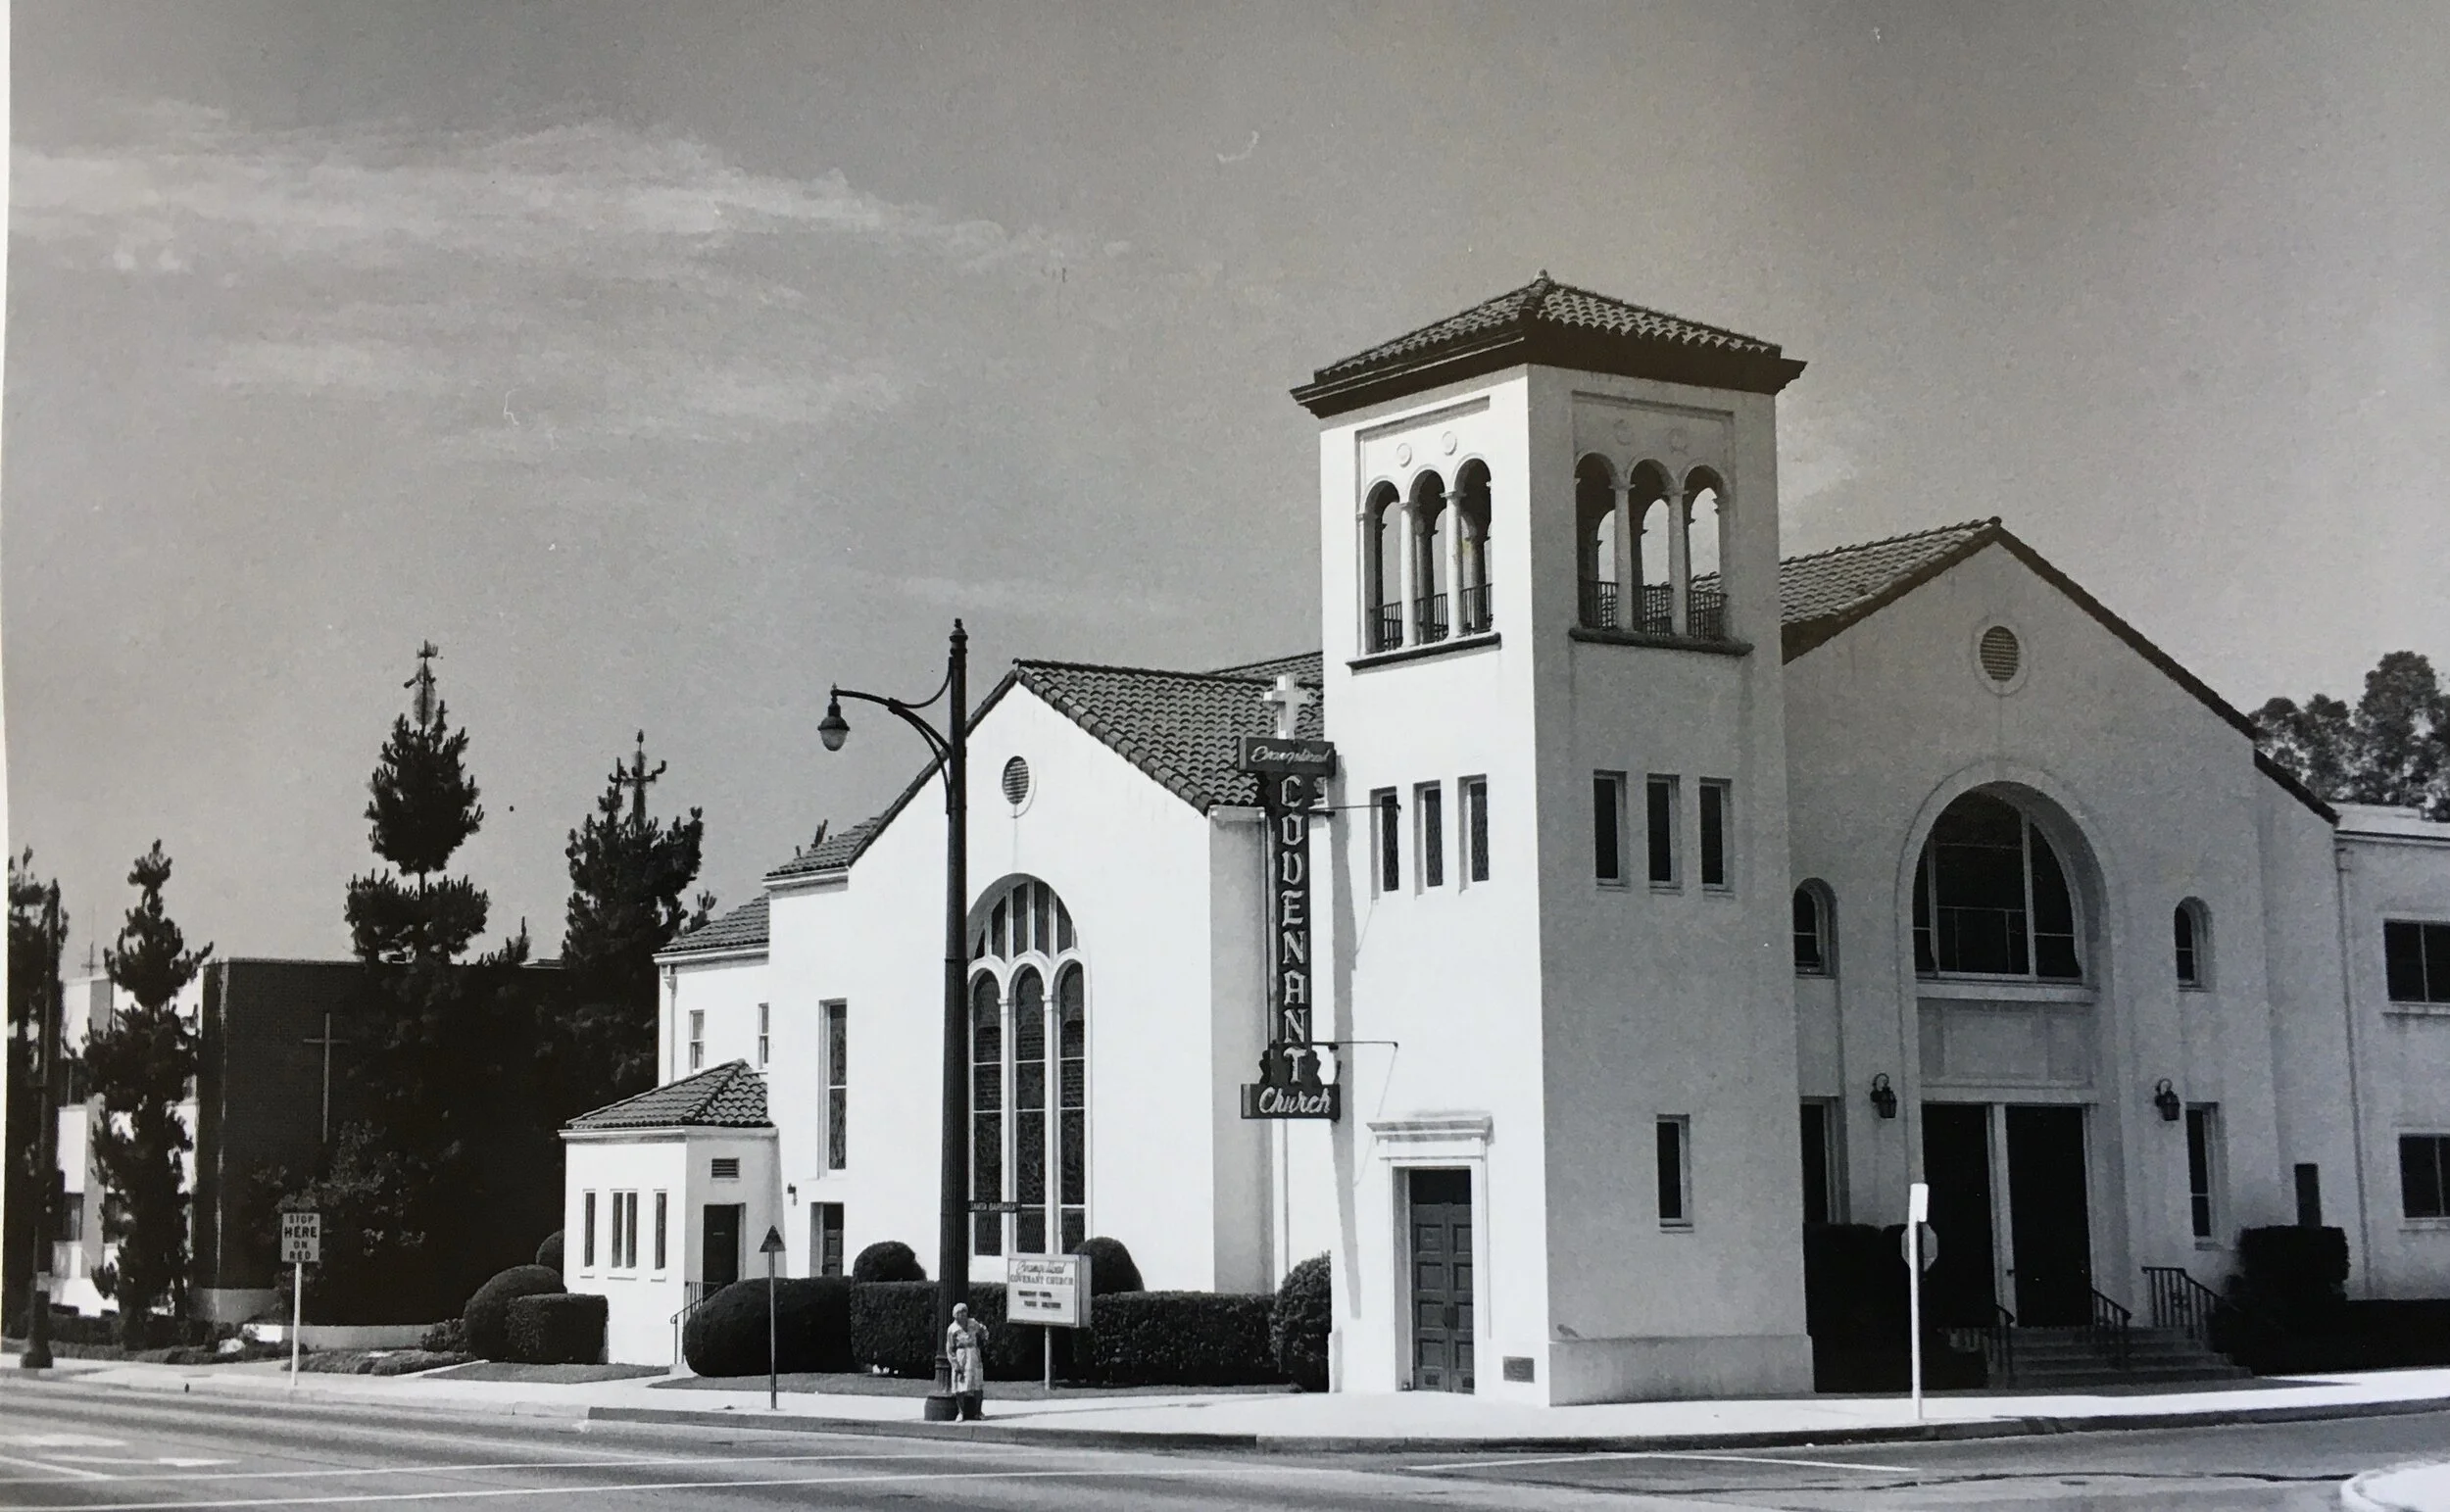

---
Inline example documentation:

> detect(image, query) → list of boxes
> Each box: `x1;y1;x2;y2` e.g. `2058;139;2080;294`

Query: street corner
2345;1462;2450;1512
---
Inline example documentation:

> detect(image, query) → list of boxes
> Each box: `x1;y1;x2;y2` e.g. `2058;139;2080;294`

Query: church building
563;277;2450;1401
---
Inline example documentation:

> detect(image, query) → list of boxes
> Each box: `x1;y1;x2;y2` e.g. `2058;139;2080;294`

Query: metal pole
1907;1181;1929;1420
1043;1327;1053;1392
927;622;971;1422
290;1261;304;1391
765;1247;778;1412
20;912;62;1372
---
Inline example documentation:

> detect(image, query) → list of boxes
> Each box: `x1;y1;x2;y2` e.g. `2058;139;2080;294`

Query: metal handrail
1579;577;1619;630
2142;1264;2224;1345
1369;604;1402;653
1415;593;1448;644
2088;1285;2132;1371
1687;582;1727;641
1456;582;1494;635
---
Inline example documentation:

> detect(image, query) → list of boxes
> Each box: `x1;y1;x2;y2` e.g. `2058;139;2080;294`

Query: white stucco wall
564;1129;780;1366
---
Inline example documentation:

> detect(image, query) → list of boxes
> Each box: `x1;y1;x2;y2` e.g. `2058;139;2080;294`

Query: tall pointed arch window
967;878;1089;1256
1912;792;2083;981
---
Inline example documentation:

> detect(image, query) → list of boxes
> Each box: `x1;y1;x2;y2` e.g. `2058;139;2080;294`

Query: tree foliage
5;852;68;1311
2255;650;2450;819
88;842;211;1344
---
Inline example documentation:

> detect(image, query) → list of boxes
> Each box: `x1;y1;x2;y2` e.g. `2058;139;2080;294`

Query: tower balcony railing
1578;577;1619;631
1686;582;1727;641
1369;603;1403;653
1415;593;1449;645
1456;581;1494;635
1634;583;1676;636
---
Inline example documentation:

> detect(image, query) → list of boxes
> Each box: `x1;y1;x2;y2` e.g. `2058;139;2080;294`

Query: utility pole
20;896;65;1370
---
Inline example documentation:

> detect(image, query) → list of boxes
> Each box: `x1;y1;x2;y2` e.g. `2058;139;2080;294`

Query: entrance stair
1998;1325;2249;1390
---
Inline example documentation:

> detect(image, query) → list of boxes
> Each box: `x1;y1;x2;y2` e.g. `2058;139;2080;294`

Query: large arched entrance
1907;786;2107;1329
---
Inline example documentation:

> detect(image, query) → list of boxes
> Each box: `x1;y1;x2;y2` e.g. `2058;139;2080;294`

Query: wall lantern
2153;1079;2182;1122
1869;1073;1898;1120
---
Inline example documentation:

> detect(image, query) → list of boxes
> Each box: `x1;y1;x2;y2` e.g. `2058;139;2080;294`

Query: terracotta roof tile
1013;659;1328;813
662;894;769;957
565;1058;769;1132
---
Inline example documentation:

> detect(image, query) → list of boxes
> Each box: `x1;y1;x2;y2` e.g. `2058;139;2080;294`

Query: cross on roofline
1259;674;1314;740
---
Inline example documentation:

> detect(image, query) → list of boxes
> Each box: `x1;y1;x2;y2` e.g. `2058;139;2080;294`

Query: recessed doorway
1921;1102;2093;1327
1405;1168;1475;1392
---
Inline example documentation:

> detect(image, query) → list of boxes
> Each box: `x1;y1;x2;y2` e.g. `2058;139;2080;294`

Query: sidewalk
2344;1462;2450;1512
12;1350;2450;1452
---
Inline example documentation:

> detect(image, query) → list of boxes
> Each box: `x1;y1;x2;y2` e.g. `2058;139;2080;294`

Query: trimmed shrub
1805;1224;1906;1341
462;1265;565;1361
2230;1226;2349;1326
1071;1236;1143;1296
850;1283;1043;1380
852;1241;926;1284
507;1293;606;1365
534;1231;564;1275
1088;1292;1278;1387
1270;1254;1332;1391
683;1277;855;1377
420;1316;467;1353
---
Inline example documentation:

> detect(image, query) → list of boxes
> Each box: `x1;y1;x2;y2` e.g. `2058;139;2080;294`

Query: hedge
1073;1237;1143;1296
851;1282;1043;1380
1271;1254;1331;1391
2230;1226;2350;1325
534;1231;564;1275
1088;1292;1278;1387
852;1242;926;1284
463;1265;565;1361
683;1277;855;1377
506;1293;606;1365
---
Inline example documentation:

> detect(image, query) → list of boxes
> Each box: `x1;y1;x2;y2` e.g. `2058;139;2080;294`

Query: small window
1417;782;1445;889
1461;776;1491;883
710;1156;741;1181
1698;780;1731;890
2402;1134;2450;1220
1978;624;2023;685
813;1202;845;1277
1657;1116;1692;1228
582;1191;598;1269
1374;789;1400;895
2185;1105;2221;1241
653;1191;668;1271
2295;1163;2324;1227
688;1009;706;1072
1646;776;1680;887
2384;920;2450;1003
611;1192;638;1269
825;1001;849;1170
2176;902;2210;989
1799;1100;1838;1226
1002;756;1032;808
1793;885;1832;976
757;1002;770;1066
1593;772;1628;885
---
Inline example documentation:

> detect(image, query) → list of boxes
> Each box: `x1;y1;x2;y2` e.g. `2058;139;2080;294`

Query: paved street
2;1377;2445;1510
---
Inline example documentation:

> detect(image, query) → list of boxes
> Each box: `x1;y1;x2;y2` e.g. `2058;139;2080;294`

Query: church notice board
1237;734;1340;1121
1006;1254;1089;1328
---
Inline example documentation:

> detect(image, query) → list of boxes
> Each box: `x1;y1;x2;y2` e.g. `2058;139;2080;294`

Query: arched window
1912;792;2082;981
1575;456;1617;629
1363;483;1402;653
1454;462;1494;634
2175;900;2210;989
1410;471;1449;644
966;878;1088;1257
1793;882;1834;977
1683;467;1728;640
1632;462;1674;635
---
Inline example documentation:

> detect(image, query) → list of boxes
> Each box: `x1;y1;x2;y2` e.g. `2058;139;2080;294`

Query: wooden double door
1923;1103;2093;1327
1407;1168;1475;1392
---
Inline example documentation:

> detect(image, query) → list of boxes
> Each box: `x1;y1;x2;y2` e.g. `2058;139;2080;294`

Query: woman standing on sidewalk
946;1304;989;1421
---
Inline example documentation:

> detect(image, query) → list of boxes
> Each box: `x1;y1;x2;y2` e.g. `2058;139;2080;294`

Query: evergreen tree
87;842;211;1345
5;853;68;1322
2256;651;2450;819
555;732;710;1114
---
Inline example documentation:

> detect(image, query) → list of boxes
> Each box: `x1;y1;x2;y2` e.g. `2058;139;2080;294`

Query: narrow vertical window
1793;886;1830;975
815;1203;845;1276
1461;777;1490;883
1013;969;1049;1254
2294;1163;2323;1227
756;1001;770;1066
582;1191;597;1269
969;976;1003;1255
688;1009;706;1072
1646;776;1680;886
1593;772;1627;885
2184;1105;2219;1241
1417;782;1445;888
1057;965;1087;1252
1657;1116;1692;1227
653;1191;667;1271
1374;789;1400;895
624;1192;640;1270
2174;906;2198;987
1698;780;1731;889
825;1001;848;1170
1799;1101;1835;1226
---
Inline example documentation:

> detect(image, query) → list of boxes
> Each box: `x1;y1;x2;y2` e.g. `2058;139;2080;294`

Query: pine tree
2255;650;2450;819
6;852;68;1323
87;842;211;1345
555;733;710;1114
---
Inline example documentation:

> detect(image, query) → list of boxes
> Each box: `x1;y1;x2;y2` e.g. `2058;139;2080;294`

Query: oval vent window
1002;756;1032;807
1978;625;2023;685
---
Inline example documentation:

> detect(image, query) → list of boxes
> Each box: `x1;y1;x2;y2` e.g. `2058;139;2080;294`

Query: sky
6;2;2447;965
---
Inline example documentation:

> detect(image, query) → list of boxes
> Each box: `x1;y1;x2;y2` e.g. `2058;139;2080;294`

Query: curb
2342;1463;2450;1512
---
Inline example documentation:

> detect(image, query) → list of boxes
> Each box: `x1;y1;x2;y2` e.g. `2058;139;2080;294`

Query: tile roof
661;894;769;958
1740;518;2002;652
1205;651;1326;683
565;1058;769;1132
1294;274;1806;415
1013;659;1329;812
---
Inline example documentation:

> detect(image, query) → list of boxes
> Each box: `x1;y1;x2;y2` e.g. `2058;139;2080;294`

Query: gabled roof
1293;274;1806;416
565;1058;769;1132
660;894;769;959
1014;659;1328;812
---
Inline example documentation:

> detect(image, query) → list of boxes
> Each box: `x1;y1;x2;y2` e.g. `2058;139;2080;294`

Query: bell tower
1291;275;1815;1404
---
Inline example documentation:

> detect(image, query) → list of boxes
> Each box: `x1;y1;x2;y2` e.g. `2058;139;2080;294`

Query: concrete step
1990;1326;2248;1388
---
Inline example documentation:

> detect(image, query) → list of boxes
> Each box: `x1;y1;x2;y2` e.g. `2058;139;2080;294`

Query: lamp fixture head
817;694;850;753
2153;1078;2182;1122
1869;1072;1898;1120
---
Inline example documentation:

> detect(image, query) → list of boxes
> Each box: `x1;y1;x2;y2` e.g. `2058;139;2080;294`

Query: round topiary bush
851;1241;925;1284
462;1264;564;1361
534;1230;564;1274
1271;1252;1331;1391
1071;1236;1143;1295
506;1293;606;1365
682;1276;855;1377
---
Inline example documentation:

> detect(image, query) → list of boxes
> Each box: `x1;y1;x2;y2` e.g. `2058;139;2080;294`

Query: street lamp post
19;898;64;1371
817;620;969;1422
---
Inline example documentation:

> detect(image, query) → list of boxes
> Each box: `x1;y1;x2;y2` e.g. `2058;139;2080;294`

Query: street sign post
760;1226;787;1411
279;1212;319;1390
1006;1253;1091;1390
1906;1183;1930;1419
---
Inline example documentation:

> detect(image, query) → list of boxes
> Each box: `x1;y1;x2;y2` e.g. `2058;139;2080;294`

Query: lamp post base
922;1391;961;1421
